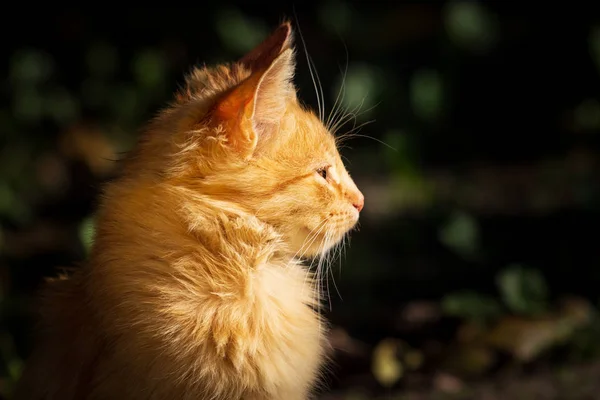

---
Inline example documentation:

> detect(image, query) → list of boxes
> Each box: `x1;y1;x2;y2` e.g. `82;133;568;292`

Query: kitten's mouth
290;213;360;257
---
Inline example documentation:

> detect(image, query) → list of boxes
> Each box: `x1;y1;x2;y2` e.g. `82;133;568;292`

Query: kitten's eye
316;167;328;181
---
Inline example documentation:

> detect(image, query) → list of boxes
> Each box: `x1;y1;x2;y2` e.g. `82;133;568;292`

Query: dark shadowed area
2;3;600;399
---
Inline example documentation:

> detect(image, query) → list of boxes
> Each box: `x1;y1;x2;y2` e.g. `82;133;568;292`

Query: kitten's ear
239;21;293;71
213;48;295;158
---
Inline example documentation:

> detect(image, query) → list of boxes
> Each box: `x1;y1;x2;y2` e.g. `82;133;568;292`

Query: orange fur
15;21;364;400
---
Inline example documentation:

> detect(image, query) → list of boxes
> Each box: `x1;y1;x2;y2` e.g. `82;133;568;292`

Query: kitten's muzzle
352;191;364;212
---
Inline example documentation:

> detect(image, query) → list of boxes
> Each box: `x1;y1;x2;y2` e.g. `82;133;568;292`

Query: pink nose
352;191;364;212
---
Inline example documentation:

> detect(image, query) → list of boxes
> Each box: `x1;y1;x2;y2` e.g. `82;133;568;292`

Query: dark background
2;3;600;399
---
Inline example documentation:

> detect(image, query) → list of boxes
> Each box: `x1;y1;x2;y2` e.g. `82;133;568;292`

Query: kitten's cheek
345;210;360;231
349;207;360;224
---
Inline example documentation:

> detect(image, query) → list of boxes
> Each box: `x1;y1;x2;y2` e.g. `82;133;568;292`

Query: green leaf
384;130;416;175
410;69;443;121
496;264;549;316
43;86;79;125
215;8;268;54
438;211;479;259
7;358;23;380
0;181;29;223
574;98;600;131
131;49;167;91
109;83;141;123
12;86;43;123
318;0;353;35
444;1;498;53
333;63;382;122
9;49;54;85
79;216;96;253
442;291;503;322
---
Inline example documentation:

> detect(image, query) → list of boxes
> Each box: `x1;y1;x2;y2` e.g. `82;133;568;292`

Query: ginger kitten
15;21;364;400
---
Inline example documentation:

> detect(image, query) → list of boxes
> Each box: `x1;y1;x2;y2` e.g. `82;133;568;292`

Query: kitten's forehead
296;111;337;151
261;96;341;167
314;119;339;152
300;112;347;170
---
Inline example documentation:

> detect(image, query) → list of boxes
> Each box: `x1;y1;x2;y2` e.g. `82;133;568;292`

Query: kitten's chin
287;227;344;259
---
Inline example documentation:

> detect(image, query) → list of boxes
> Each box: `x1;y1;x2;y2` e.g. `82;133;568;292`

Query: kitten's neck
92;182;297;281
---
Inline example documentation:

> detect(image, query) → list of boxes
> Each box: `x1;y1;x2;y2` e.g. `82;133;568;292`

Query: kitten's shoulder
211;213;287;267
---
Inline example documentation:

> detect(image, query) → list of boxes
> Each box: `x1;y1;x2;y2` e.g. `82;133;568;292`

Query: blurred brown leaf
329;327;369;357
35;152;70;195
433;372;464;394
59;124;118;176
3;222;73;258
396;300;441;331
484;296;593;362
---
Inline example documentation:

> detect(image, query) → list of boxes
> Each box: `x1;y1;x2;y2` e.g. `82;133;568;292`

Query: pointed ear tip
277;20;294;47
278;20;292;32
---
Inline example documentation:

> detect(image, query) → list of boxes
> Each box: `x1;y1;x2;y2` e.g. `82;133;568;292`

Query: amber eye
316;167;328;181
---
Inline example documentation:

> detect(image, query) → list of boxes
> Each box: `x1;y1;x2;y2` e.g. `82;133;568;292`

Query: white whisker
339;132;396;151
326;42;349;130
295;18;324;122
329;98;365;136
294;217;334;300
316;230;332;311
292;217;333;263
308;56;326;123
328;235;343;303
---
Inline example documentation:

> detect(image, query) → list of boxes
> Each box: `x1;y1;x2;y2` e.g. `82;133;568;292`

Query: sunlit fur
15;22;364;400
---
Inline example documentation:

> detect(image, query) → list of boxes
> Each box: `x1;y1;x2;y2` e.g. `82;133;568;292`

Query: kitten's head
144;22;363;258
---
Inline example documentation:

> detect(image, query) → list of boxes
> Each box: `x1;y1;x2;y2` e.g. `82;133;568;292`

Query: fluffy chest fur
81;184;329;399
18;212;328;400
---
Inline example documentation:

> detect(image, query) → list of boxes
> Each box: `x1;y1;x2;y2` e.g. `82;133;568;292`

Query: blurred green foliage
79;217;96;254
438;211;480;260
442;290;502;322
444;1;498;53
497;264;548;317
441;263;550;321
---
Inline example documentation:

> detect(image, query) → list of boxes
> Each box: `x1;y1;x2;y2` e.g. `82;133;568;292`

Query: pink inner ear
239;22;292;71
